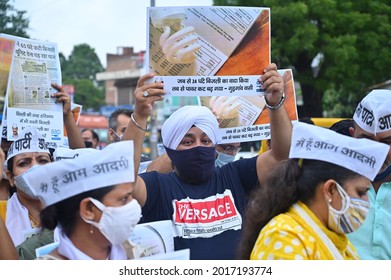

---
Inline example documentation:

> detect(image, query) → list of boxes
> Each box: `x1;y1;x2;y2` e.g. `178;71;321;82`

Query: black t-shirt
139;156;258;260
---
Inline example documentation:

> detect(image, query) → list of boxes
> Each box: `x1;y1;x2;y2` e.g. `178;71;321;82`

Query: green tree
61;44;105;111
0;0;29;37
69;79;105;111
63;44;104;80
59;52;67;70
214;0;391;117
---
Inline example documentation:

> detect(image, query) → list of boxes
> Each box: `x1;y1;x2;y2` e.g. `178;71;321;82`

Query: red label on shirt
174;194;237;224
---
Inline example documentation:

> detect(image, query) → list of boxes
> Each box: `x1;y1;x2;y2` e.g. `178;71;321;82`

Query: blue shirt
348;182;391;259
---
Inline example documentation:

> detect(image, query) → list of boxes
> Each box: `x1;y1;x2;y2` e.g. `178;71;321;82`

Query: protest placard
1;33;63;146
147;6;298;143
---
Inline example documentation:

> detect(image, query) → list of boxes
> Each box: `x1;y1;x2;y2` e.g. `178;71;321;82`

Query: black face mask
165;146;216;185
84;141;93;148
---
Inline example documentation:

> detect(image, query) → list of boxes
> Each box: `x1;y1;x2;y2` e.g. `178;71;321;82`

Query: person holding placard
0;85;85;248
237;122;389;260
122;63;292;260
0;127;52;246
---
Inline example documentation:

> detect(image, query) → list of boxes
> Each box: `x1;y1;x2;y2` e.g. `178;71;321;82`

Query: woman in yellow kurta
238;122;389;260
250;201;359;260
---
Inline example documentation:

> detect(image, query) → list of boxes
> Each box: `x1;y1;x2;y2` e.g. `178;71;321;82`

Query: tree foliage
213;0;391;117
61;44;105;111
67;79;105;111
62;44;104;80
0;0;29;37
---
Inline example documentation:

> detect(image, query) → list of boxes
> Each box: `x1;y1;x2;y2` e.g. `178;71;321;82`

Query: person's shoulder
17;229;55;260
235;155;258;163
140;170;176;181
227;155;258;170
261;214;300;239
18;229;54;248
140;171;183;194
139;170;168;185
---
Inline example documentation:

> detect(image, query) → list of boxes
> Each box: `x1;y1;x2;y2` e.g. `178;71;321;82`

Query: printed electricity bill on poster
3;34;63;145
146;6;298;143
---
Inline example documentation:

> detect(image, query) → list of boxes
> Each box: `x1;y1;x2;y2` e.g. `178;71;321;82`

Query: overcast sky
11;0;213;67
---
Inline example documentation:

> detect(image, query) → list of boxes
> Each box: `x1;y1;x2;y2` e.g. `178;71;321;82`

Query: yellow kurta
0;200;7;221
250;201;359;260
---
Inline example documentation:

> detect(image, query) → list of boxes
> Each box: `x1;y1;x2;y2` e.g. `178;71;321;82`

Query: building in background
96;47;145;109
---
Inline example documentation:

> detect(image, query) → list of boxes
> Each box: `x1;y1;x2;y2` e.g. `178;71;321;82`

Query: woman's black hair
40;185;114;237
236;158;361;259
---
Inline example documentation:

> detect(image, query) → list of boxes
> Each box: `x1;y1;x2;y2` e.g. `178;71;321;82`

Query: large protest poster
0;35;16;139
2;34;63;146
147;6;298;143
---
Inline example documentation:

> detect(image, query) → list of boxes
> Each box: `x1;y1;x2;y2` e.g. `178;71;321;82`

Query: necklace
28;212;40;228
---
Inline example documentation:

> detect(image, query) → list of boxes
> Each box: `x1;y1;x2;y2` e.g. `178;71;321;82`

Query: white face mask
327;182;370;234
13;164;43;198
112;130;123;142
82;197;142;245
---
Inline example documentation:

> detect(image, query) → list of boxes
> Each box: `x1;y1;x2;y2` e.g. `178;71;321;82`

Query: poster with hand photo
147;6;297;143
148;6;270;76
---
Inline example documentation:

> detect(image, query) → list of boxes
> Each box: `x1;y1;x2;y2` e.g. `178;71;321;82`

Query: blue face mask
215;151;236;167
165;146;216;184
